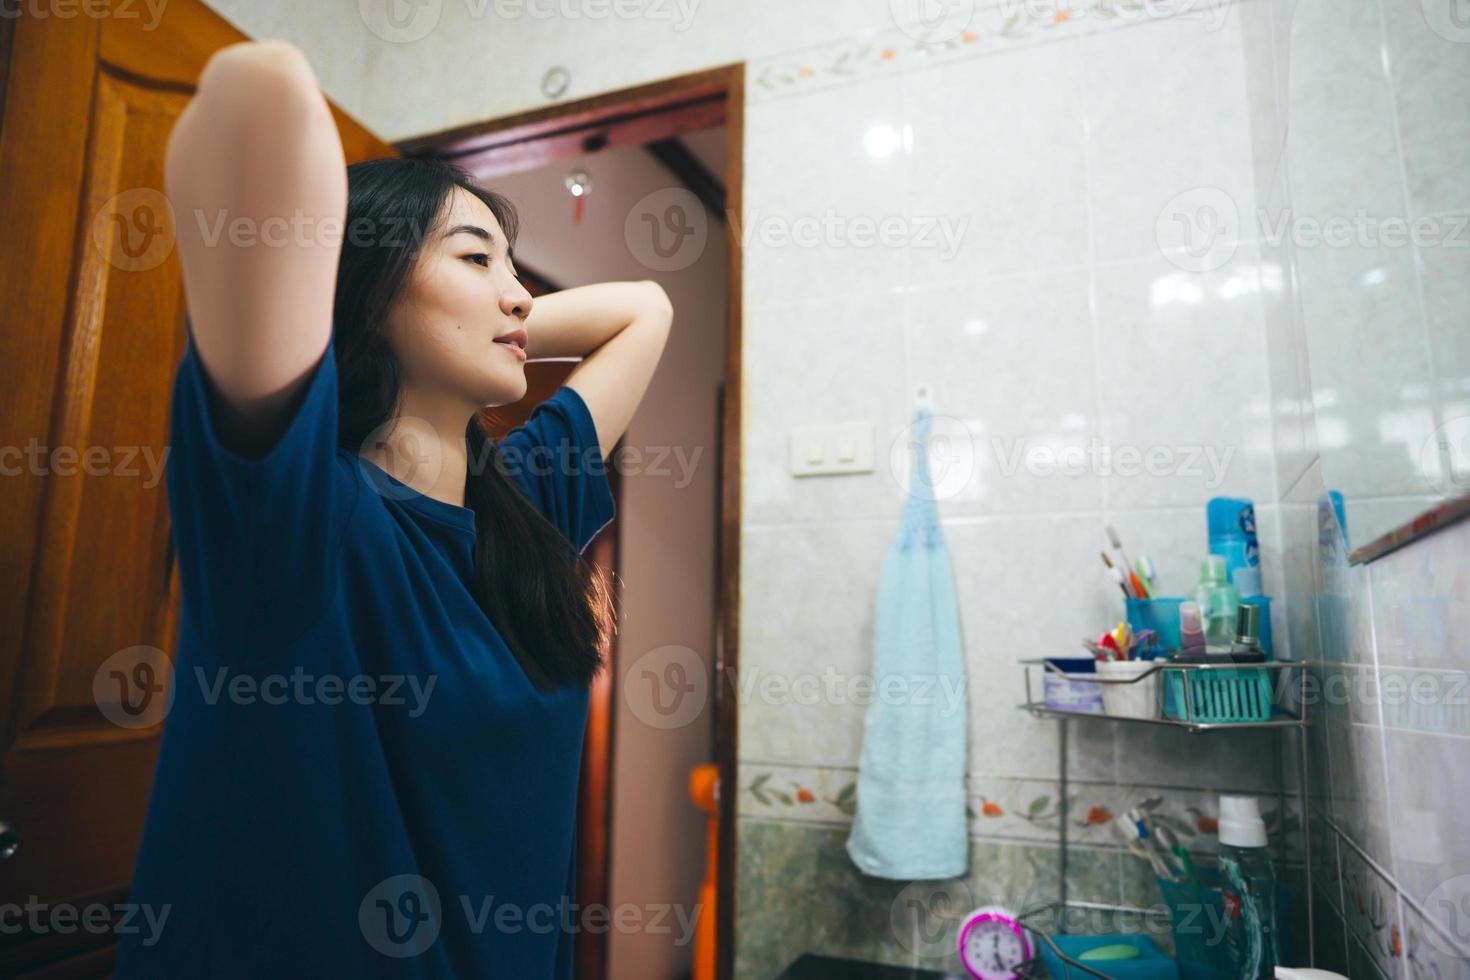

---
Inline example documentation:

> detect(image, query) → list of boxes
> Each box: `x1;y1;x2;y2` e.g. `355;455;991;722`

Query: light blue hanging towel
845;403;969;880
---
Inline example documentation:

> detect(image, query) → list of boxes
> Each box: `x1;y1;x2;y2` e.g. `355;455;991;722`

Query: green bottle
1191;556;1241;648
1218;794;1280;978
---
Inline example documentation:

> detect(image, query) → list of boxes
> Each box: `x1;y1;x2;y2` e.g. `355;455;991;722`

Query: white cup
1096;660;1159;719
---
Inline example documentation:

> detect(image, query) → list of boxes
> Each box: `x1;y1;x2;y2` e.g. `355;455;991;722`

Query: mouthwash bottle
1191;556;1241;648
1218;794;1280;979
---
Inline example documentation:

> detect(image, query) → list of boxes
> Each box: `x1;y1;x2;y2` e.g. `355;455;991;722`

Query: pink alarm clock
956;905;1032;980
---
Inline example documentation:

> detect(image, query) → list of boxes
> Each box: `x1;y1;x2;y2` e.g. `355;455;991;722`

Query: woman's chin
481;368;528;408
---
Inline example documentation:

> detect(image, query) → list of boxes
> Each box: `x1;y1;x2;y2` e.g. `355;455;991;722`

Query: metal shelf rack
1010;655;1316;977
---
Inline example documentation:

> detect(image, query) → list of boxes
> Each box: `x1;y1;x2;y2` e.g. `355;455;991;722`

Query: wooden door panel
0;3;395;974
23;74;187;743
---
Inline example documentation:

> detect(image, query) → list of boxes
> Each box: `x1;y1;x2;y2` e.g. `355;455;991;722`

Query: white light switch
789;422;875;476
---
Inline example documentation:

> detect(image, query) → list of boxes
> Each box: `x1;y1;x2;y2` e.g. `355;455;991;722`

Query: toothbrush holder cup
1096;659;1161;719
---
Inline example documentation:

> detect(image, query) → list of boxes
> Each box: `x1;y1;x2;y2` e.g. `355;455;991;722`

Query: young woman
114;40;671;978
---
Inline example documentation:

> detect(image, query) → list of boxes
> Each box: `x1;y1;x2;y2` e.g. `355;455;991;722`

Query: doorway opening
399;64;744;980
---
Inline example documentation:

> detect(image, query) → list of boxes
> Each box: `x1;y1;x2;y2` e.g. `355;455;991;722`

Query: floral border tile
736;762;1299;860
747;0;1244;104
1340;833;1406;979
1399;895;1470;980
739;764;859;824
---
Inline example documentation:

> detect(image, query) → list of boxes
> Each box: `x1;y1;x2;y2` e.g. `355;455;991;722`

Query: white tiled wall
1242;0;1470;972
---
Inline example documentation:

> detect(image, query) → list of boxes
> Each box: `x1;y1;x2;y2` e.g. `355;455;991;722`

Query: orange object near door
689;764;720;980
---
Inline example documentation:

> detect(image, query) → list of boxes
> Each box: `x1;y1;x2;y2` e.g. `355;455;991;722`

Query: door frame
400;64;745;980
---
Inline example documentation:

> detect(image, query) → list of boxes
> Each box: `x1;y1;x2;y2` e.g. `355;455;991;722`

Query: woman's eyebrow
443;224;495;245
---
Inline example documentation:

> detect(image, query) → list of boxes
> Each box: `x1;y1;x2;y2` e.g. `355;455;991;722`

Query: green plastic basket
1163;666;1272;723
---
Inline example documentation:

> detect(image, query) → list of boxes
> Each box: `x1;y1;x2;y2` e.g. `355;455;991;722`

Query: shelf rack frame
1009;657;1316;978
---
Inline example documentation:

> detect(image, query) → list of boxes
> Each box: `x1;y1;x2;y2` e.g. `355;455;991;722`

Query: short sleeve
496;385;616;556
165;321;358;651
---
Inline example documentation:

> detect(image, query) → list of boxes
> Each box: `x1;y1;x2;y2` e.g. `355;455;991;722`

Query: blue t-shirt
115;329;615;978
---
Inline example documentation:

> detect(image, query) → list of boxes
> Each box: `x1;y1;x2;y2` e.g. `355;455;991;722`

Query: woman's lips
495;338;527;360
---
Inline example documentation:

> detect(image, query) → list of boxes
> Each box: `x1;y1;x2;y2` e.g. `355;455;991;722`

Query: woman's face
385;186;534;412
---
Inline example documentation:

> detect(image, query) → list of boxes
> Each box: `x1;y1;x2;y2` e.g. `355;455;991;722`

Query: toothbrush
1133;557;1156;598
1129;809;1188;881
1100;552;1135;599
1138;555;1160;595
1152;823;1199;886
1107;525;1148;600
1112;812;1176;879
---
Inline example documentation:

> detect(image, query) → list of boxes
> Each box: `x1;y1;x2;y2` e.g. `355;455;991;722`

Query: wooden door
0;4;394;974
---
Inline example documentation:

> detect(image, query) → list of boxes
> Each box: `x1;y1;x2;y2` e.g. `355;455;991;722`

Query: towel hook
914;383;934;412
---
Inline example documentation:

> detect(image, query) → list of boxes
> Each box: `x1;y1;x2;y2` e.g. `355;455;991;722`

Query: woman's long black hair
333;156;613;692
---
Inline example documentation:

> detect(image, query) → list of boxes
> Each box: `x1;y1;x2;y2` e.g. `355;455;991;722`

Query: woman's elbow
638;280;675;325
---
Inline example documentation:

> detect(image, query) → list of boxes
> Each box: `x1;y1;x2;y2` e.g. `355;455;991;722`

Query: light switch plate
789;422;875;476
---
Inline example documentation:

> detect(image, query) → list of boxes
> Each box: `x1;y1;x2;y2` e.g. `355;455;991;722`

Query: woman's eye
465;253;490;267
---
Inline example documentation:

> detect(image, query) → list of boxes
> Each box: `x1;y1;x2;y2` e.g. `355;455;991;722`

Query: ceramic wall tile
1082;3;1258;265
905;270;1103;518
742;70;909;307
742;290;911;525
1093;244;1276;510
1379;0;1470;219
903;38;1089;285
738;522;894;765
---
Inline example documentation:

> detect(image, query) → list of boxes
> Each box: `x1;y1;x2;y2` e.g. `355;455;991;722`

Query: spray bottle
1217;794;1280;978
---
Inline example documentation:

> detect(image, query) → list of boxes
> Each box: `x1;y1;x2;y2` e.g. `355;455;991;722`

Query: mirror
1283;0;1470;559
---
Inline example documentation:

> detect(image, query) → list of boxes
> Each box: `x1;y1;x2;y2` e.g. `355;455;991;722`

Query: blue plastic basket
1035;933;1178;979
1163;665;1272;723
1157;875;1230;980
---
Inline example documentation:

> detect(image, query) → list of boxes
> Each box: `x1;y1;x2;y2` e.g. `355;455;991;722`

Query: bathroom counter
775;953;963;979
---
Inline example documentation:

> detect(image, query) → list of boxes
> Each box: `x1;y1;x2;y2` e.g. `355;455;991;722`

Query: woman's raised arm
164;40;347;460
